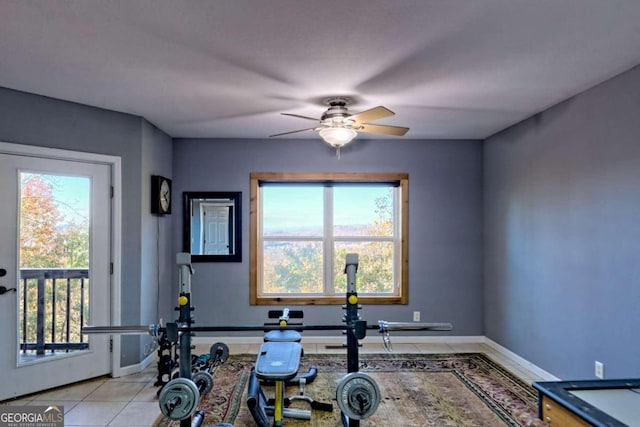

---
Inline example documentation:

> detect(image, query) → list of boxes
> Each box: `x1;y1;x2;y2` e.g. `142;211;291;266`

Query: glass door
0;153;111;400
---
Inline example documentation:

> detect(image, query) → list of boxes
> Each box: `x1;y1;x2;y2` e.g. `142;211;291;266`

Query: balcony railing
20;268;89;355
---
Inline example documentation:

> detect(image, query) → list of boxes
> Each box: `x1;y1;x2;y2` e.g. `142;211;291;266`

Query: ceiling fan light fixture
318;127;357;148
270;99;408;158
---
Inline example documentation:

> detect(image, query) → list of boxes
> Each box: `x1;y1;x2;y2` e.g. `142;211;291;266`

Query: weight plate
170;368;180;380
158;378;200;421
209;342;230;363
335;372;381;420
192;371;214;395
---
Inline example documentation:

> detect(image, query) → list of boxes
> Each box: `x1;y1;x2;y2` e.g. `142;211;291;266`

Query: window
250;173;408;305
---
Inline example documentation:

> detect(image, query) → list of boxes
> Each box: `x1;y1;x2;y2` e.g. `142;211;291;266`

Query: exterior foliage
19;174;89;352
20;174;89;268
264;190;395;295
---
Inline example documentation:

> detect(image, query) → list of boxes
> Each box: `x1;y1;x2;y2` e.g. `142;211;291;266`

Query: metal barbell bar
82;325;157;335
377;321;453;332
82;321;452;336
82;320;453;355
376;321;452;352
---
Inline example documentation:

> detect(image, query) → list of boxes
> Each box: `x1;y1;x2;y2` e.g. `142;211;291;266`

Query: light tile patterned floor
1;341;547;426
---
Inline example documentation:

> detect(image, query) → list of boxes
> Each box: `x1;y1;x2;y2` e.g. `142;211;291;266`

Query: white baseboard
370;335;485;344
483;337;560;381
192;335;264;345
112;351;156;378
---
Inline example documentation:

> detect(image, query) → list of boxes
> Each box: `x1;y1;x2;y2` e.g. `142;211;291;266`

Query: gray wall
140;120;173;359
0;87;172;366
484;65;640;379
171;138;484;336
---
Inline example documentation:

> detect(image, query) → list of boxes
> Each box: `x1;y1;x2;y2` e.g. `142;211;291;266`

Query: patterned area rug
154;352;545;427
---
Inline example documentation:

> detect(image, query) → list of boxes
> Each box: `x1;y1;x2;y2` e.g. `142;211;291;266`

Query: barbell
82;320;452;337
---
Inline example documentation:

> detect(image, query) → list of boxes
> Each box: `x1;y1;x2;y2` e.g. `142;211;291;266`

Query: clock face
160;180;171;211
151;175;172;215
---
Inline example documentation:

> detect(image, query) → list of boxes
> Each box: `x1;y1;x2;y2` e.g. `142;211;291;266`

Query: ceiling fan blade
358;123;409;136
349;106;395;124
281;113;321;122
269;127;317;137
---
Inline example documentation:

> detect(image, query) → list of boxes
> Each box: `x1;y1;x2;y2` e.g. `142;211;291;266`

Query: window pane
20;173;90;268
333;241;394;294
19;172;90;356
263;186;323;236
262;241;323;293
333;186;394;237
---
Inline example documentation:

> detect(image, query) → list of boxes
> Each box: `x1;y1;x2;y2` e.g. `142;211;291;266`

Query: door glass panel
18;172;91;362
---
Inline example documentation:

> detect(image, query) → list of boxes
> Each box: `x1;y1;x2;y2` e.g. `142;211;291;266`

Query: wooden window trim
250;172;408;305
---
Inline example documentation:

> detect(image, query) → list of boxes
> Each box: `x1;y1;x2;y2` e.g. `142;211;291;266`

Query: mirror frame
182;191;242;262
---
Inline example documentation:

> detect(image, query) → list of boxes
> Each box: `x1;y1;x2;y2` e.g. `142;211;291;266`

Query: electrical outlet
413;311;420;322
595;361;604;379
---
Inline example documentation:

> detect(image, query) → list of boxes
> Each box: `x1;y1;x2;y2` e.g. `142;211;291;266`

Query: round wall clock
151;175;172;215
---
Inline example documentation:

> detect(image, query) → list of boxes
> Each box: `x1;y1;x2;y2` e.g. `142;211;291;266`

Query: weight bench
247;310;333;426
248;341;310;427
263;309;316;387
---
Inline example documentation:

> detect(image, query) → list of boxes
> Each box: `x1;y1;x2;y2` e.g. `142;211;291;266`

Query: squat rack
83;253;452;426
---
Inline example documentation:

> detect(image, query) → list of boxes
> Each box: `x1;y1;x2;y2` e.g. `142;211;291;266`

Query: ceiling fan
270;97;409;157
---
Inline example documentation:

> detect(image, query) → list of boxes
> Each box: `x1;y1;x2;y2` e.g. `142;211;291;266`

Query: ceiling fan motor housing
321;97;355;128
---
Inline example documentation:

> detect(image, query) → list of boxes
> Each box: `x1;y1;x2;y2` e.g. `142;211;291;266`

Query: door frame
0;141;124;376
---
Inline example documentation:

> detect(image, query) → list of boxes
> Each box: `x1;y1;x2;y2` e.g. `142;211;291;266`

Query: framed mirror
183;191;241;262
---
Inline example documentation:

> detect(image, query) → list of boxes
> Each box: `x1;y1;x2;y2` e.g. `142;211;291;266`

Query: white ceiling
1;1;639;140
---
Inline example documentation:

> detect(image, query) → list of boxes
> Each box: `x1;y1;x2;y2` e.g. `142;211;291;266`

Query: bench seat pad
255;341;301;381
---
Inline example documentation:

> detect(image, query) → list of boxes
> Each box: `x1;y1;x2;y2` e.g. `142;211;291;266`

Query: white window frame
250;172;408;305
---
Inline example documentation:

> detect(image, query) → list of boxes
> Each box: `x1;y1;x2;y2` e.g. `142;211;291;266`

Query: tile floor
1;341;547;426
